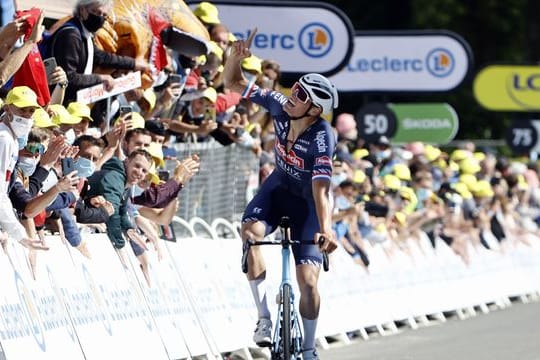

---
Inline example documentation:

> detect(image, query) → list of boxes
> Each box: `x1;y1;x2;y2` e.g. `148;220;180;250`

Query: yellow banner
473;65;540;111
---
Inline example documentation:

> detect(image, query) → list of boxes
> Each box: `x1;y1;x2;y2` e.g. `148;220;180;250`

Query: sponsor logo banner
189;1;354;76
474;65;540;111
388;103;459;144
356;103;459;144
331;31;472;92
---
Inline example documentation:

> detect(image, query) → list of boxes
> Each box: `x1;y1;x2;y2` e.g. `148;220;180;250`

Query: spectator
0;86;48;250
48;0;151;105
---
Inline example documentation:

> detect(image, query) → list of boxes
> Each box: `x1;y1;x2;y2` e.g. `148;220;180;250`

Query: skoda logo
426;48;454;78
298;22;333;58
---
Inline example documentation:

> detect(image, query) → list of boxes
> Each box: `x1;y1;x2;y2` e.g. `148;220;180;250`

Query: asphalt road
319;300;540;360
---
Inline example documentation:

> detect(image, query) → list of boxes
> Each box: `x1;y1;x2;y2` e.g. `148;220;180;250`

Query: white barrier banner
169;238;241;353
0;240;84;360
127;243;198;359
68;234;169;360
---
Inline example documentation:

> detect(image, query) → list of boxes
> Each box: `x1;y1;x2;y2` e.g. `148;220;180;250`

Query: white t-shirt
0;122;28;241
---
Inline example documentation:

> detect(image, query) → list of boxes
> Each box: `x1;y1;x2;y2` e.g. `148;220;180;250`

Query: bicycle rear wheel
281;283;292;360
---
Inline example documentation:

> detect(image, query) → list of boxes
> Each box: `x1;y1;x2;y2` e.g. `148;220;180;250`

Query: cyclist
224;30;338;360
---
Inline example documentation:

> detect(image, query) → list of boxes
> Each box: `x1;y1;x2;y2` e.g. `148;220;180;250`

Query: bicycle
241;216;329;360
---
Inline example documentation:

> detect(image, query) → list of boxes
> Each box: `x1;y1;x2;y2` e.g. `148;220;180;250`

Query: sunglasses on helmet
291;82;310;104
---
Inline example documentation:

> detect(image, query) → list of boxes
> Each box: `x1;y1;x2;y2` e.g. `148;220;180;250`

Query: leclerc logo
298;22;333;58
426;48;454;78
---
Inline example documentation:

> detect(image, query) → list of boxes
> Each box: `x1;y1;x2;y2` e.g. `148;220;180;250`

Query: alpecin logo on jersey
315;155;332;166
276;143;305;169
315;130;328;153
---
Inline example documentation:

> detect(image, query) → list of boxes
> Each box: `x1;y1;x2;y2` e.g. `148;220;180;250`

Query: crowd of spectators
1;0;539;286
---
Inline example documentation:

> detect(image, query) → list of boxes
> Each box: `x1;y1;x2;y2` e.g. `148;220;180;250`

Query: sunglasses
25;143;45;155
291;82;310;104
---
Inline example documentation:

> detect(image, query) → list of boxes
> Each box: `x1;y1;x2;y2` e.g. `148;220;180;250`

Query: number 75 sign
505;120;540;154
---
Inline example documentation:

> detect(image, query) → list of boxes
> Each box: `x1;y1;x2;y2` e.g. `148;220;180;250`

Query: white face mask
10;114;33;138
17;156;37;177
64;128;76;145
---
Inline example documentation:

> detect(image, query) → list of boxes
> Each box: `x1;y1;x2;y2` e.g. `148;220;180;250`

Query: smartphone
204;106;215;122
158;170;170;181
61;157;75;176
119;105;132;116
43;57;57;85
168;74;182;85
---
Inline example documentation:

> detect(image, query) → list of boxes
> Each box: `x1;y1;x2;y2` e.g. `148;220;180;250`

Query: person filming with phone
223;29;338;360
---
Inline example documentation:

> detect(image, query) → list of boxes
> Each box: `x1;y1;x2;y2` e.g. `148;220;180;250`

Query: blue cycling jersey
246;84;336;198
241;83;337;265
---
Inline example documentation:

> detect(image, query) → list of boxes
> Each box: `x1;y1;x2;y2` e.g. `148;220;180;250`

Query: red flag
12;8;51;106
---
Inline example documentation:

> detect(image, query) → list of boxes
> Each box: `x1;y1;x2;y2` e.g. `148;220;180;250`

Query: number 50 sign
505;120;540;154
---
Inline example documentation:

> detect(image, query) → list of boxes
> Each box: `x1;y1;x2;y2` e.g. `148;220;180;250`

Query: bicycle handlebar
241;237;330;273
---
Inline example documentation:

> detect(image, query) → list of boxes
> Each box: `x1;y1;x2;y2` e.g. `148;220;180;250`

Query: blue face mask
331;172;348;186
74;157;96;178
17;135;28;149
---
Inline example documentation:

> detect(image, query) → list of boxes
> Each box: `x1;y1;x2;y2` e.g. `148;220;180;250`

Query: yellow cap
383;174;401;190
517;174;529;191
459;158;481;174
473;152;486;161
146;142;165;168
352;148;369;160
5;86;41;108
452;182;473;200
393;163;411;181
141;88;157;110
459;173;477;190
449;160;460;172
201;87;217;103
67;102;93;122
353;169;366;184
393;211;407;226
471;180;494;198
193;1;220;24
147;162;161;185
33;108;58;128
241;55;262;74
208;41;224;60
399;186;418;214
228;32;237;42
49;104;82;125
424;145;442;162
450;149;469;162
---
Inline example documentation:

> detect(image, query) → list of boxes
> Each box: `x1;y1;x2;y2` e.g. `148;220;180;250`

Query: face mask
260;75;274;89
331;172;347;186
82;12;105;33
64;128;76;145
243;70;257;83
74;156;96;178
17;135;28;149
416;188;432;204
375;149;391;163
18;156;37;177
10;115;33;138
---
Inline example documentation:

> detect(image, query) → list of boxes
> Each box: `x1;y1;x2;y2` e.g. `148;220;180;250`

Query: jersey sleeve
242;82;287;117
311;126;336;182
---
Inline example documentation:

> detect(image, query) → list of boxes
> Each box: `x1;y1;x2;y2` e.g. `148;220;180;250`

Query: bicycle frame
271;228;303;359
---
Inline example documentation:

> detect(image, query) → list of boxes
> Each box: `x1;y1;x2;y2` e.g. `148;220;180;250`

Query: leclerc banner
388;103;459;144
331;31;472;92
474;65;540;111
188;0;354;77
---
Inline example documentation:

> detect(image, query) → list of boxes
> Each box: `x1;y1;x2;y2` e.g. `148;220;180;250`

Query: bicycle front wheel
281;283;292;360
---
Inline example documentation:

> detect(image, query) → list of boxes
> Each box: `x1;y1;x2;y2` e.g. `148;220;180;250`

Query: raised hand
39;136;67;168
173;154;200;185
230;27;257;60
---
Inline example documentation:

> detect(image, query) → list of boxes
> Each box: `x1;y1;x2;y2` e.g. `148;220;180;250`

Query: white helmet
298;73;339;115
